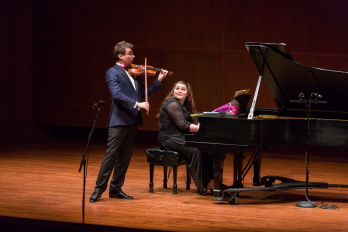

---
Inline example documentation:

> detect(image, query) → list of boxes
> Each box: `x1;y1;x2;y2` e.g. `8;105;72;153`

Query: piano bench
146;147;191;194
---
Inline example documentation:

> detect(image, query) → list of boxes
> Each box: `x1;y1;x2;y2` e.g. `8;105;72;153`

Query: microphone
299;92;305;100
313;93;322;98
95;100;105;107
298;92;305;103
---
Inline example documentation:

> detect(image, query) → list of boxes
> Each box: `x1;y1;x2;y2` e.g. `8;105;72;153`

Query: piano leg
253;150;263;186
232;152;244;188
149;163;154;193
212;150;225;200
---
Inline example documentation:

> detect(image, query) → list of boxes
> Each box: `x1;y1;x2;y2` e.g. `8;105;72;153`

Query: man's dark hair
113;41;133;61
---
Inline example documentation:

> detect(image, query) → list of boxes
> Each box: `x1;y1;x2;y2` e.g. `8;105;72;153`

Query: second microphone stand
78;102;103;225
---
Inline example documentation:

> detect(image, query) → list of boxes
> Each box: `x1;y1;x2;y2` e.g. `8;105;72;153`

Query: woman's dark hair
157;81;197;124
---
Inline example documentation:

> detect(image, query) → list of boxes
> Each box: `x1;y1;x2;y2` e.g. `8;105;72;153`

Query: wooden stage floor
0;140;348;231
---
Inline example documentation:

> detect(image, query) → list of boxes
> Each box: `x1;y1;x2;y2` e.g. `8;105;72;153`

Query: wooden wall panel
0;0;13;143
32;0;348;130
223;52;276;109
224;0;348;53
11;0;48;142
131;0;221;48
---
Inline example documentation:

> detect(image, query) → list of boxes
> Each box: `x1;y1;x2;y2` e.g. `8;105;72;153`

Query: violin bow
145;57;148;115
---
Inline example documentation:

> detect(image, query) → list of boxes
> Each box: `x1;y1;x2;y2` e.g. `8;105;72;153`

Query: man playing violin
90;41;169;202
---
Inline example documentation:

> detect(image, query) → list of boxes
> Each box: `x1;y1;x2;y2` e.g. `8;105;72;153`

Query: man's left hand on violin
158;69;169;82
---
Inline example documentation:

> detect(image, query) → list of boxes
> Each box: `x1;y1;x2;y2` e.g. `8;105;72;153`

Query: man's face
119;47;134;66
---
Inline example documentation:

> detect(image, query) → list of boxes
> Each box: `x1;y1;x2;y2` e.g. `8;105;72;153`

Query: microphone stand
78;103;103;225
291;93;326;208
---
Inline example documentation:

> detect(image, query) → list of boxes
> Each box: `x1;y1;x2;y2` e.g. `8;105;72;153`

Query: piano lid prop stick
248;58;265;119
145;57;148;115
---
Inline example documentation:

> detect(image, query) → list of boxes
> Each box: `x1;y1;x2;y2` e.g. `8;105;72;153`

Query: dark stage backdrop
0;0;13;143
2;0;348;142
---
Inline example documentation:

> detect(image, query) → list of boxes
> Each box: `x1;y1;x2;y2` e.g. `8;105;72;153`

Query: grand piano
185;42;348;204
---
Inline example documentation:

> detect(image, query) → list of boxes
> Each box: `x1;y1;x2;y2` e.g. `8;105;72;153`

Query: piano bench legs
149;163;154;193
148;163;190;194
163;166;168;189
146;147;191;194
173;166;177;194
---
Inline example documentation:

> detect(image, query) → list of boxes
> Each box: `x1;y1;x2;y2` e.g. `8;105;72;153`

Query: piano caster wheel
265;178;275;187
227;193;238;205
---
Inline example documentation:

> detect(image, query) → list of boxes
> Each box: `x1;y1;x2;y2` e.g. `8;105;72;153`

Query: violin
128;64;173;76
131;58;172;115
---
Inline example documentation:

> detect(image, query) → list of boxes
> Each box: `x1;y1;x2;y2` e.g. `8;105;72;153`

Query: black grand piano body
185;43;348;203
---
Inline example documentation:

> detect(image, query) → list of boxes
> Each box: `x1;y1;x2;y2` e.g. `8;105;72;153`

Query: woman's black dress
158;98;213;193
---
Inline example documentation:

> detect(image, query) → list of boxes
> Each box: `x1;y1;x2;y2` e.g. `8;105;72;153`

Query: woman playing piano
157;81;215;194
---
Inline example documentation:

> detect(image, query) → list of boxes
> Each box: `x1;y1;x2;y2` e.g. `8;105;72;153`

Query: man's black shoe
89;192;101;203
109;191;134;200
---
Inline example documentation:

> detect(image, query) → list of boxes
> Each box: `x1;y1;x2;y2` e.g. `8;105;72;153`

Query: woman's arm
166;101;191;132
189;123;199;133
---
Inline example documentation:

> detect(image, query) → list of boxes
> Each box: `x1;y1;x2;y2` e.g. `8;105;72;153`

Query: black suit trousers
94;122;138;194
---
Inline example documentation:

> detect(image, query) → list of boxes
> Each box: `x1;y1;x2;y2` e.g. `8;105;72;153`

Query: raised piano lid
246;42;293;60
245;42;348;114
